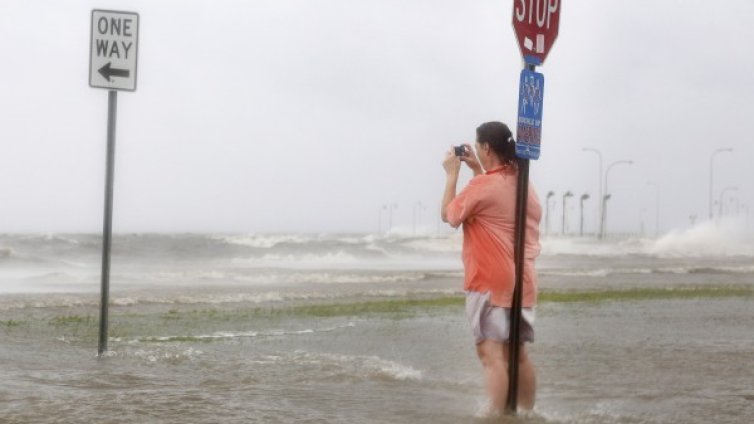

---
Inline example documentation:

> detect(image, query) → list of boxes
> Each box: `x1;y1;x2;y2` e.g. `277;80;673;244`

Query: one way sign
89;10;139;91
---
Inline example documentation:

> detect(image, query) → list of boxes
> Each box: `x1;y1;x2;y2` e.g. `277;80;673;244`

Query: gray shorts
465;291;535;345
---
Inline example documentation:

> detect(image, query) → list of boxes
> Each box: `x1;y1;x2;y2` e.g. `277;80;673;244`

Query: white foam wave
293;352;423;382
214;234;312;248
363;288;461;298
102;347;204;363
401;234;463;253
541;237;653;257
541;268;655;278
309;272;427;284
649;221;754;258
257;251;359;265
135;323;356;343
124;270;441;287
536;402;631;424
541;221;754;258
332;235;370;245
540;268;612;278
34;234;82;244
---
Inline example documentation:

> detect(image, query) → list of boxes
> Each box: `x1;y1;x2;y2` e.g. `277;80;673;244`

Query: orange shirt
446;166;542;308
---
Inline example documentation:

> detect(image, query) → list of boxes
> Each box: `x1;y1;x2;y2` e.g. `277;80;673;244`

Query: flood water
1;231;753;423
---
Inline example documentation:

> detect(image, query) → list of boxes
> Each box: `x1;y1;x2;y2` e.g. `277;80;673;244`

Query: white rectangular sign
89;10;139;91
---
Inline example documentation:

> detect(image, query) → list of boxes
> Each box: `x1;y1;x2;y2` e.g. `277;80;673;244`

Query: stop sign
512;0;561;65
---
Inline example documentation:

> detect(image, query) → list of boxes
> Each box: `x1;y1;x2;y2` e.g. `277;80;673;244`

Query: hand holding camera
444;143;481;176
455;143;482;175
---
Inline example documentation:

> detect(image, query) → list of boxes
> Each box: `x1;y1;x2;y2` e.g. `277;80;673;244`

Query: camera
454;145;467;157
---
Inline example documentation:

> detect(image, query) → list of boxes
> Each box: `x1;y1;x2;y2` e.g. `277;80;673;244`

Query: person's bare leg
503;343;537;410
476;340;508;413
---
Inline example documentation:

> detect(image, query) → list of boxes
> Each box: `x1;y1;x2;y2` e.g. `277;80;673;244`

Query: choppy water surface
1;230;753;423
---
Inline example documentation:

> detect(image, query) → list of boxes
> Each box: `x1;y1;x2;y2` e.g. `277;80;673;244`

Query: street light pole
388;203;398;234
601;160;633;239
545;191;555;236
602;194;612;238
562;191;573;235
647;182;660;236
378;204;388;235
640;208;647;235
718;186;738;221
709;148;733;221
579;193;590;237
583;148;603;238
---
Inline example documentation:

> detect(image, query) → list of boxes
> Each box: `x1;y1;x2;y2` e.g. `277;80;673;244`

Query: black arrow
98;62;130;82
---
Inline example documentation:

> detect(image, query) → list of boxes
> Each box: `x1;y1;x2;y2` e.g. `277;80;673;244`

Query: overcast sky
1;0;752;234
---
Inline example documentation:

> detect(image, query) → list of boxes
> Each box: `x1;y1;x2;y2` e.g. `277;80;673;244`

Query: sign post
507;0;560;413
89;9;139;356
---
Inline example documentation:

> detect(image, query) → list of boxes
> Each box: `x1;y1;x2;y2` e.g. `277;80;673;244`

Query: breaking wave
542;221;754;258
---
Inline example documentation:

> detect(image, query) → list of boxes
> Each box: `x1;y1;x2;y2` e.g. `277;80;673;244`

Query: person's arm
441;149;461;223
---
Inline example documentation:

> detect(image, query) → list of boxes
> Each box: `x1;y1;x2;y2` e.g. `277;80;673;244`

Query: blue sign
515;68;545;160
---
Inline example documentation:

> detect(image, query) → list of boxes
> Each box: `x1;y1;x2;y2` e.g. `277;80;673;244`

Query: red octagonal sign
512;0;561;65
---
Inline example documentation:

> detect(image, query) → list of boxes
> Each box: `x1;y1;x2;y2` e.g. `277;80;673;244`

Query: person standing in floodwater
441;121;542;414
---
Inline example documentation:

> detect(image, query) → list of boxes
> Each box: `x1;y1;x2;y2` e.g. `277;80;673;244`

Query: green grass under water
539;286;754;303
278;285;754;317
41;285;754;324
22;285;751;343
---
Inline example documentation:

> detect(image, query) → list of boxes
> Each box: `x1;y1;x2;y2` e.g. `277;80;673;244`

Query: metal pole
579;193;589;237
378;206;383;235
506;156;529;413
718;186;738;220
544;191;554;237
561;191;572;236
640;208;646;235
388;203;397;234
506;61;539;414
561;194;566;236
583;148;602;238
388;205;393;233
98;90;117;356
602;194;611;239
601;160;632;239
709;148;733;221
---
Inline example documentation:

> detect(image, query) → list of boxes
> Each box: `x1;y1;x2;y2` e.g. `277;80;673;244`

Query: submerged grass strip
287;296;461;317
274;286;754;318
540;286;754;303
141;286;754;321
21;286;749;345
49;315;94;326
2;319;23;328
28;286;752;338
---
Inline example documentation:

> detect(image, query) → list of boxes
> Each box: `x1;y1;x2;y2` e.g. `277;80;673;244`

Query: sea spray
649;220;754;258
